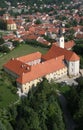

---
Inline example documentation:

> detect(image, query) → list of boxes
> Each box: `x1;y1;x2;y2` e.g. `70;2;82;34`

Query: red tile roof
3;52;41;76
6;19;16;24
37;37;50;45
23;34;38;40
42;45;80;61
3;58;31;76
2;34;16;41
65;40;75;49
18;52;42;63
17;55;65;84
76;33;83;39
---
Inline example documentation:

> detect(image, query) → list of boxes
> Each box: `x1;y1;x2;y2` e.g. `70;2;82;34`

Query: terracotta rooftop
18;52;42;63
76;33;83;39
6;19;16;24
17;55;65;84
42;45;80;61
3;58;31;76
65;40;75;49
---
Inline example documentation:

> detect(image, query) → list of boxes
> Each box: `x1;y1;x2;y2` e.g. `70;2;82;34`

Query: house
3;42;14;50
64;40;75;50
6;19;17;31
3;43;80;94
37;36;51;46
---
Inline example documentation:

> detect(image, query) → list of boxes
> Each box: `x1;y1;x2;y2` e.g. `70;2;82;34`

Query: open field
0;44;48;69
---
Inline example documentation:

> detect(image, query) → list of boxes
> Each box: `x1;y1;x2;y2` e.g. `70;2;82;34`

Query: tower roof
42;45;80;62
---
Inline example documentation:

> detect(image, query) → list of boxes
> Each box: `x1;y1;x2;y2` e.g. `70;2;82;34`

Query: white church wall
68;60;79;76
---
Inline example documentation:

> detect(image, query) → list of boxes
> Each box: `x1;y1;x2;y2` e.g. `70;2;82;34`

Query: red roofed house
6;19;17;31
3;44;80;94
64;40;75;50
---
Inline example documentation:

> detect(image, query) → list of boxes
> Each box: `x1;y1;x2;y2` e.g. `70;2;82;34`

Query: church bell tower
57;25;64;48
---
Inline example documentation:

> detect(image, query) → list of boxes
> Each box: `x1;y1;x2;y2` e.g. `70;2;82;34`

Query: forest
0;79;66;130
0;76;83;130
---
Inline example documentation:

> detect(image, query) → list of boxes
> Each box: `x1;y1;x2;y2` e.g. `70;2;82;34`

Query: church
3;32;80;94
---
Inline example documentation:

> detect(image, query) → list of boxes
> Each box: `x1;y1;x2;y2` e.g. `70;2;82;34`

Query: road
56;90;76;130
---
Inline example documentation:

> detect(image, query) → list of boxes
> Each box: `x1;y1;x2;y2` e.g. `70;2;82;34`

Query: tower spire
58;23;63;37
57;23;64;48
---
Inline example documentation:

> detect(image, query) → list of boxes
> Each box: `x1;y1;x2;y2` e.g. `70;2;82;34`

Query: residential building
6;19;17;31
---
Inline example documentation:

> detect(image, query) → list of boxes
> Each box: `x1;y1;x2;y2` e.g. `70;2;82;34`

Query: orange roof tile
65;40;75;49
17;56;65;84
42;45;80;61
2;34;16;41
37;37;50;45
29;27;35;32
25;34;38;40
18;52;42;63
3;58;31;76
6;19;16;24
76;33;83;39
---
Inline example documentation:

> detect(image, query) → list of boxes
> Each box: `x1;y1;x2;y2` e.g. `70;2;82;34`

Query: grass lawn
0;84;18;109
0;71;18;109
0;44;48;69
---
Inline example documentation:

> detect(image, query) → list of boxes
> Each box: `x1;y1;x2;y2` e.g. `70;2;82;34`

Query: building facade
3;45;80;95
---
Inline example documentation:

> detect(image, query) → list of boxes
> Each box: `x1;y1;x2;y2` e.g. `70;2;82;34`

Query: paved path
56;90;76;130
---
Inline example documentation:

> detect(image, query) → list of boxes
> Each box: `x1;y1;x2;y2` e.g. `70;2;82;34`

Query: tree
2;120;13;130
70;19;78;27
0;38;4;45
13;41;20;47
35;19;42;24
79;19;83;26
15;118;29;130
10;79;65;130
66;76;83;130
8;105;17;122
65;23;71;28
0;121;6;130
74;90;83;130
0;45;10;53
0;20;6;30
67;87;79;115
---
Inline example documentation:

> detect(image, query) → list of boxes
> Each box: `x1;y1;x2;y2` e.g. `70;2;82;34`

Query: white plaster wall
3;67;18;78
57;36;64;48
17;78;43;93
17;67;67;94
7;23;17;30
68;60;79;76
27;59;41;66
45;67;67;81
